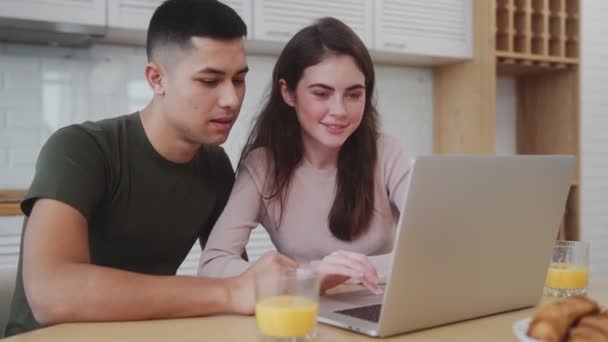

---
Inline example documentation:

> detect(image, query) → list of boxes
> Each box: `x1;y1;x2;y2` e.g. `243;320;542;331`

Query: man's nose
218;82;240;109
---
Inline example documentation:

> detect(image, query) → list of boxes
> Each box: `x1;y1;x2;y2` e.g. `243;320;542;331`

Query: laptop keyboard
335;304;382;323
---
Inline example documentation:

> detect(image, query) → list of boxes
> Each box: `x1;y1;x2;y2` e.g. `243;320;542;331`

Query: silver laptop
318;155;576;337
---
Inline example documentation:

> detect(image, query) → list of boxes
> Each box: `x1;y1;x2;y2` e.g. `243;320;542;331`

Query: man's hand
316;250;381;294
228;251;297;314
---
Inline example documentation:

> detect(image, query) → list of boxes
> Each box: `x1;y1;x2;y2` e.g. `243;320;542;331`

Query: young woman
198;17;411;293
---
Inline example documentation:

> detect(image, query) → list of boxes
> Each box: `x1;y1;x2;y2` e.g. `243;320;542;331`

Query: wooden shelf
495;0;581;240
496;51;577;75
496;0;579;60
0;189;25;216
0;203;22;216
435;0;581;240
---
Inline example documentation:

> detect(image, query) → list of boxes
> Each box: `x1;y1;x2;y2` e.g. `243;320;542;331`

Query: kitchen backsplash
0;41;434;190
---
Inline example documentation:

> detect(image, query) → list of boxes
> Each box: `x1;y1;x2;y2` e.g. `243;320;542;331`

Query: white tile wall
581;1;608;277
0;216;22;268
496;77;516;155
0;41;434;274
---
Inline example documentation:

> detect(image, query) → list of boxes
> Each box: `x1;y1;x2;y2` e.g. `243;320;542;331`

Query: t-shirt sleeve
198;147;235;248
21;125;107;220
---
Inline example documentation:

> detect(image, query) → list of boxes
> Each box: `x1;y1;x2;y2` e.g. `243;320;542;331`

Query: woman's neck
301;135;340;170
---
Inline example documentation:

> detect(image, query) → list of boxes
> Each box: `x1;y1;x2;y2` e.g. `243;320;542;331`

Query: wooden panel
516;69;580;238
433;0;496;154
516;69;579;157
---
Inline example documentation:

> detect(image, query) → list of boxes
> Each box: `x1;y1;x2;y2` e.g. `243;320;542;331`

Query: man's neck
139;102;200;164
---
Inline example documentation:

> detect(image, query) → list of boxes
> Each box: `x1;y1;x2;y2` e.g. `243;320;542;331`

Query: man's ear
145;61;166;96
279;79;296;107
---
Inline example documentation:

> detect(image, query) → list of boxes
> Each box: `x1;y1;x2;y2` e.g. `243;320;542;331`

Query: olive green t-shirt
5;112;234;336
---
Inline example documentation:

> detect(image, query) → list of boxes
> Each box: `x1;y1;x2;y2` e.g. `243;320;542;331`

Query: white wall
581;1;608;277
495;77;516;155
0;42;434;274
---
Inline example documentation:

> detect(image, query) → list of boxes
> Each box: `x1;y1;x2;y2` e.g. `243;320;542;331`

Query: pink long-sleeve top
198;134;411;278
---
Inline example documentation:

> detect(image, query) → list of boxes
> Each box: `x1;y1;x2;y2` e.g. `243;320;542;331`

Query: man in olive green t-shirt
5;0;295;337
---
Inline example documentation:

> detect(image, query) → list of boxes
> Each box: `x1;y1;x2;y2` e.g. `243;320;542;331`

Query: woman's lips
322;123;348;134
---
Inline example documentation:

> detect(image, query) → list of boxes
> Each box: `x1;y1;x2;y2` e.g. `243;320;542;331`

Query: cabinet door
107;0;163;31
375;0;473;59
107;0;252;33
0;0;105;26
221;0;253;37
253;0;373;47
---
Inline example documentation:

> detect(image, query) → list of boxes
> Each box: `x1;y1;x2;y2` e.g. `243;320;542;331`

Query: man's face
161;37;248;146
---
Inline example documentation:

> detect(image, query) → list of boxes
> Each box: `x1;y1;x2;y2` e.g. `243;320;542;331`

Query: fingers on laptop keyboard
319;251;382;294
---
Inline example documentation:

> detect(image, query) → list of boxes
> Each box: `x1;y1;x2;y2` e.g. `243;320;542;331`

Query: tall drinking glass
255;267;320;342
544;240;590;298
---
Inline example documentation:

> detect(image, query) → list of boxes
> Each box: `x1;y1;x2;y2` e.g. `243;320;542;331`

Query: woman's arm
198;167;264;277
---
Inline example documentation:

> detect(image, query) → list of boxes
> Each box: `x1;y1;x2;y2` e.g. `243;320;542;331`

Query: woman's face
280;54;366;155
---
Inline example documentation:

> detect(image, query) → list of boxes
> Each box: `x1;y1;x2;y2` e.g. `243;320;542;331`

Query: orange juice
545;263;589;290
255;295;318;338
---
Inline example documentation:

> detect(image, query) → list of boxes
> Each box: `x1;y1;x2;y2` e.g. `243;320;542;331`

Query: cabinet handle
266;30;292;38
384;42;406;49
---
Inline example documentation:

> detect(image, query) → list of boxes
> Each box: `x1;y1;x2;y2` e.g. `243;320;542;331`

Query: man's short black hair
146;0;247;60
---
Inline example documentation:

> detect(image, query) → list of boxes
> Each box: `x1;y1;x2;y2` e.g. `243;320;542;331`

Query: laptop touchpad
320;289;384;312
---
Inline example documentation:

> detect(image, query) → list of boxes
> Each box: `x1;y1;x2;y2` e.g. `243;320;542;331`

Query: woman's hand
316;250;382;294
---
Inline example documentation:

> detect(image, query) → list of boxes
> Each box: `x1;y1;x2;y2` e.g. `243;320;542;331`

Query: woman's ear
279;79;296;107
145;62;165;96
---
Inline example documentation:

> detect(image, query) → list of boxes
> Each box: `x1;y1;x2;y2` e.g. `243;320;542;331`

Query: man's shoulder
49;113;135;147
79;112;136;139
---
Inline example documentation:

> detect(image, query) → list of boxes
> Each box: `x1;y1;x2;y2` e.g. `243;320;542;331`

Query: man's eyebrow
196;66;249;75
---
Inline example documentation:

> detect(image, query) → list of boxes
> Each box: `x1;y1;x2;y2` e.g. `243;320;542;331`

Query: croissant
527;296;600;342
569;312;608;342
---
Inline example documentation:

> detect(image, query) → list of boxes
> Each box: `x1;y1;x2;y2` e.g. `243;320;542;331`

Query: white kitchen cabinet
106;0;252;34
107;0;163;31
252;0;373;47
0;0;106;27
222;0;253;35
374;0;473;60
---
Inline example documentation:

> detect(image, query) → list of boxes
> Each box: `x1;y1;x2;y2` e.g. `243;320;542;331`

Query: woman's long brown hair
239;17;379;241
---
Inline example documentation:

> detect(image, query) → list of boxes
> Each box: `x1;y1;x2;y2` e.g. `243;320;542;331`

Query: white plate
512;317;541;342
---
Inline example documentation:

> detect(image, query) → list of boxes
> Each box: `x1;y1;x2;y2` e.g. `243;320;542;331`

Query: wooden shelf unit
434;0;581;241
496;0;579;75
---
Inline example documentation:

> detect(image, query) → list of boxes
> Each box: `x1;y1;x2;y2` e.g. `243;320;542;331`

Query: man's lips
210;117;235;132
210;117;234;124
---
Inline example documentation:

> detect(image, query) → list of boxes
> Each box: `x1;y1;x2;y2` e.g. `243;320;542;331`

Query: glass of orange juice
255;267;320;342
544;240;590;298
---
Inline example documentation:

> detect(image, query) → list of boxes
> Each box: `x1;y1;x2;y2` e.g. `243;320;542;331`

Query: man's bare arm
23;198;294;325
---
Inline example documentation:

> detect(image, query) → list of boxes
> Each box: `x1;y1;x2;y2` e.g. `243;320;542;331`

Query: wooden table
5;280;608;342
